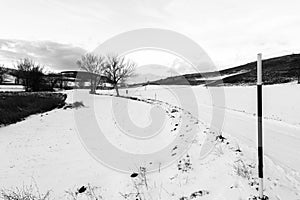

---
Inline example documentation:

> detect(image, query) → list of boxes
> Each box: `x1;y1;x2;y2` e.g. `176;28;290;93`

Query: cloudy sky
0;0;300;72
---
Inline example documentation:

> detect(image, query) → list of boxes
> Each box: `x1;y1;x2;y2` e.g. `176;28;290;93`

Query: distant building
0;71;25;91
2;74;18;84
59;70;113;89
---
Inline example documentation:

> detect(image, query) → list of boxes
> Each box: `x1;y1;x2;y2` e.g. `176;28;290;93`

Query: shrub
14;58;45;92
0;92;67;125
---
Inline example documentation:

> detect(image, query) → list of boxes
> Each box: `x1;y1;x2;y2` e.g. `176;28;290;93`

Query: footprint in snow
172;146;178;151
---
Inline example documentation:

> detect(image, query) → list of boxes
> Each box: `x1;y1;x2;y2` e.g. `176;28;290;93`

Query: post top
257;53;262;85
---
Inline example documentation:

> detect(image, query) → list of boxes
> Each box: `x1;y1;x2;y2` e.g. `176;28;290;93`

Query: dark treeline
1;53;137;94
0;58;55;92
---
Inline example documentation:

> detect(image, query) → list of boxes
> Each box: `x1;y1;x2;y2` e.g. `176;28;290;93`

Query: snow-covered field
114;84;300;171
0;84;300;199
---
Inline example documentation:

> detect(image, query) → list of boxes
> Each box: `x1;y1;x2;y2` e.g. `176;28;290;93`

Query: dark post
257;53;264;198
298;66;300;84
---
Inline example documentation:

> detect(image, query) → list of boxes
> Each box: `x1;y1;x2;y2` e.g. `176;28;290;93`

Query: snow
0;85;25;92
0;84;300;199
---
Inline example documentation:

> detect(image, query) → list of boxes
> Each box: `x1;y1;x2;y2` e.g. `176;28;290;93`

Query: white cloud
0;39;86;71
0;0;299;70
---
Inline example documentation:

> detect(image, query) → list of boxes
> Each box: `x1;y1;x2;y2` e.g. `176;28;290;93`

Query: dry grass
233;159;253;180
65;184;104;200
0;185;51;200
63;101;85;110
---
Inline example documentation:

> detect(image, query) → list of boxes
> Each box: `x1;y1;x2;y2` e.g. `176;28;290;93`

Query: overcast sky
0;0;300;72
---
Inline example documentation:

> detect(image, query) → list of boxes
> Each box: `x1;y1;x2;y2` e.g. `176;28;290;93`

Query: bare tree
15;58;45;91
104;54;136;96
76;53;105;94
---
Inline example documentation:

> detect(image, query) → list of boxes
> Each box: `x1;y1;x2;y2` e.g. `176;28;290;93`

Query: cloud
1;0;300;71
0;39;86;71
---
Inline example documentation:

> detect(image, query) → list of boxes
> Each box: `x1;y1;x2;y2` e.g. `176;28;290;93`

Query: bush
14;58;49;92
0;92;67;125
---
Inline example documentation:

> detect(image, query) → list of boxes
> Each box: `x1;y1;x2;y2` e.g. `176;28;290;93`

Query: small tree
15;58;44;91
104;54;136;96
76;53;105;94
0;64;7;84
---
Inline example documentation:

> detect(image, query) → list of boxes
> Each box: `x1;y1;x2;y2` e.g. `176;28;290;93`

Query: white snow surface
0;84;299;199
0;85;25;92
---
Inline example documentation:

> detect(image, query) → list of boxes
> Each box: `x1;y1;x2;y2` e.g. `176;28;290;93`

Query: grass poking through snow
0;184;51;200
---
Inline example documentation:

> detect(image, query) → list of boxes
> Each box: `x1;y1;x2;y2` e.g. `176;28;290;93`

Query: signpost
257;53;264;199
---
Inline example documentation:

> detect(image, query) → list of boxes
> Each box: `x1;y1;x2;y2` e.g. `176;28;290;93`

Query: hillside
140;54;300;86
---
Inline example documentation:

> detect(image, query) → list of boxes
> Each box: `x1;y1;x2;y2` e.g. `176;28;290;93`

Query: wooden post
257;53;264;199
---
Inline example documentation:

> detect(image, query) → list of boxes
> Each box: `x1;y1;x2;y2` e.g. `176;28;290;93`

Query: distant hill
126;64;170;84
136;54;300;86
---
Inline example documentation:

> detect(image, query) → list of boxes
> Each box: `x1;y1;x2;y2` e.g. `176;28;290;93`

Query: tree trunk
115;84;120;96
93;77;98;92
97;78;103;90
90;75;95;94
